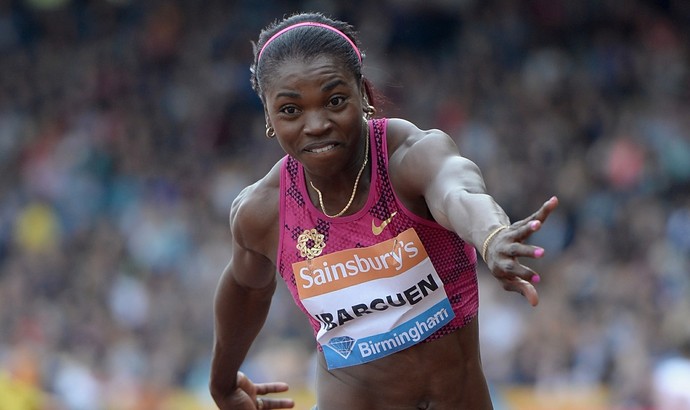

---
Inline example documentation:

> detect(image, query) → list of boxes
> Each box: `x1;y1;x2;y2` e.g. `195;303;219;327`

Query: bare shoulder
385;118;457;160
385;118;460;199
385;118;423;158
230;160;281;262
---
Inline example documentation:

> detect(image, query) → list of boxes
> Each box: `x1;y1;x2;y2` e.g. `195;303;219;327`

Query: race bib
292;228;455;369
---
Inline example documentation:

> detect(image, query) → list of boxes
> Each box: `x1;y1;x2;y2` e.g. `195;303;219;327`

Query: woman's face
263;55;365;178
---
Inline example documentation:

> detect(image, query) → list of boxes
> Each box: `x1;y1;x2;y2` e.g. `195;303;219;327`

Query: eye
279;105;300;115
327;96;346;108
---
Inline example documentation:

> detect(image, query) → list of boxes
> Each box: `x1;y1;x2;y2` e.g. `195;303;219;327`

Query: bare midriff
314;316;493;410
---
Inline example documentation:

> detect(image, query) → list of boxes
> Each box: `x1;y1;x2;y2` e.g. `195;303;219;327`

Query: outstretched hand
484;196;559;306
219;371;295;410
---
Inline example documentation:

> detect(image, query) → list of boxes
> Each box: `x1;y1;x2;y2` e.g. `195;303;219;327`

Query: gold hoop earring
265;124;276;139
363;105;376;120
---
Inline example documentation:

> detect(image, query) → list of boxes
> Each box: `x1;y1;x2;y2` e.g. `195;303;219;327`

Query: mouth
305;143;337;154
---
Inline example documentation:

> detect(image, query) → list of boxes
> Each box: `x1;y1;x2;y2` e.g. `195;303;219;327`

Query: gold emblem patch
297;228;326;260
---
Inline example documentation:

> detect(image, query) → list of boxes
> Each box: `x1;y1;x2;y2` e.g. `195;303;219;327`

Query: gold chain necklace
309;125;369;218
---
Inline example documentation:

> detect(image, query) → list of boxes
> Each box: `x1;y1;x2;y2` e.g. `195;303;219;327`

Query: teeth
311;144;335;154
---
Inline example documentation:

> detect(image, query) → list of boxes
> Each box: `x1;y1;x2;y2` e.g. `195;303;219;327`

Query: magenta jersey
277;118;479;346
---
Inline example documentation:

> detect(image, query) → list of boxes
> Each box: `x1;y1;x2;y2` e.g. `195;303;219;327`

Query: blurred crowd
0;0;689;409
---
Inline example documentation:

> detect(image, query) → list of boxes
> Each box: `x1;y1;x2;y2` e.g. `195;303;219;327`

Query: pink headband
258;22;362;64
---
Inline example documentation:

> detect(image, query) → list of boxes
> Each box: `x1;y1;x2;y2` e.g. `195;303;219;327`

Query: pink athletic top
277;118;479;346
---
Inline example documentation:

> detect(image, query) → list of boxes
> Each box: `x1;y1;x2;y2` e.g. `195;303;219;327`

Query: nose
303;110;331;136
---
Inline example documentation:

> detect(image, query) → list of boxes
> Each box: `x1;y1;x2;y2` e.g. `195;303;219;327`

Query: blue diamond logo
327;336;356;359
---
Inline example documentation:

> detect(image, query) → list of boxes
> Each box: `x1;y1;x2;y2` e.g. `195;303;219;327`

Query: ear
359;81;368;110
264;108;271;127
360;76;374;106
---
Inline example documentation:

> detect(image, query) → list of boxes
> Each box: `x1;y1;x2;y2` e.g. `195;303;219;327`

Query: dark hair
250;12;375;105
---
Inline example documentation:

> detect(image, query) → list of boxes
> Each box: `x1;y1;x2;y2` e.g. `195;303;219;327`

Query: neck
308;122;370;218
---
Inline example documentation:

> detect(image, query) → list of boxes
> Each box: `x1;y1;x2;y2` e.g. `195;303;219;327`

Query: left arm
388;118;558;306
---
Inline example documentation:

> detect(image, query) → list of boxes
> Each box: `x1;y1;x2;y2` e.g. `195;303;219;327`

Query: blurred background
1;0;689;409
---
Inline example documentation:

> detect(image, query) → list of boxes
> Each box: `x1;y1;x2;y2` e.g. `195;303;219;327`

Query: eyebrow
275;90;300;99
322;78;346;92
274;78;347;100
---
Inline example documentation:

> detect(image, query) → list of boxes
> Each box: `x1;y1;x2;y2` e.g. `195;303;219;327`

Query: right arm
209;180;295;409
386;118;558;307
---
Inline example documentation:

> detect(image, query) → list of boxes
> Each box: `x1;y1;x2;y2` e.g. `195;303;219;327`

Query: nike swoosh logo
372;212;398;235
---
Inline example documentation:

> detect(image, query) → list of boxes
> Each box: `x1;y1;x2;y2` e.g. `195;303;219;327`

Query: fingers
253;382;294;409
505;196;559;246
527;195;559;224
501;241;545;260
519;280;539;307
502;277;539;307
494;258;541;285
511;196;558;236
255;382;290;395
491;196;556;307
256;397;295;409
237;372;294;409
237;371;252;391
493;256;541;306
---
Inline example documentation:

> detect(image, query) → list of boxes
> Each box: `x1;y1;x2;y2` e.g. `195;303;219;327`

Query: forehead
262;55;359;98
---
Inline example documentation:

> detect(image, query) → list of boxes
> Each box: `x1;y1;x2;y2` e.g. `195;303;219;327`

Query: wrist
480;225;509;263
